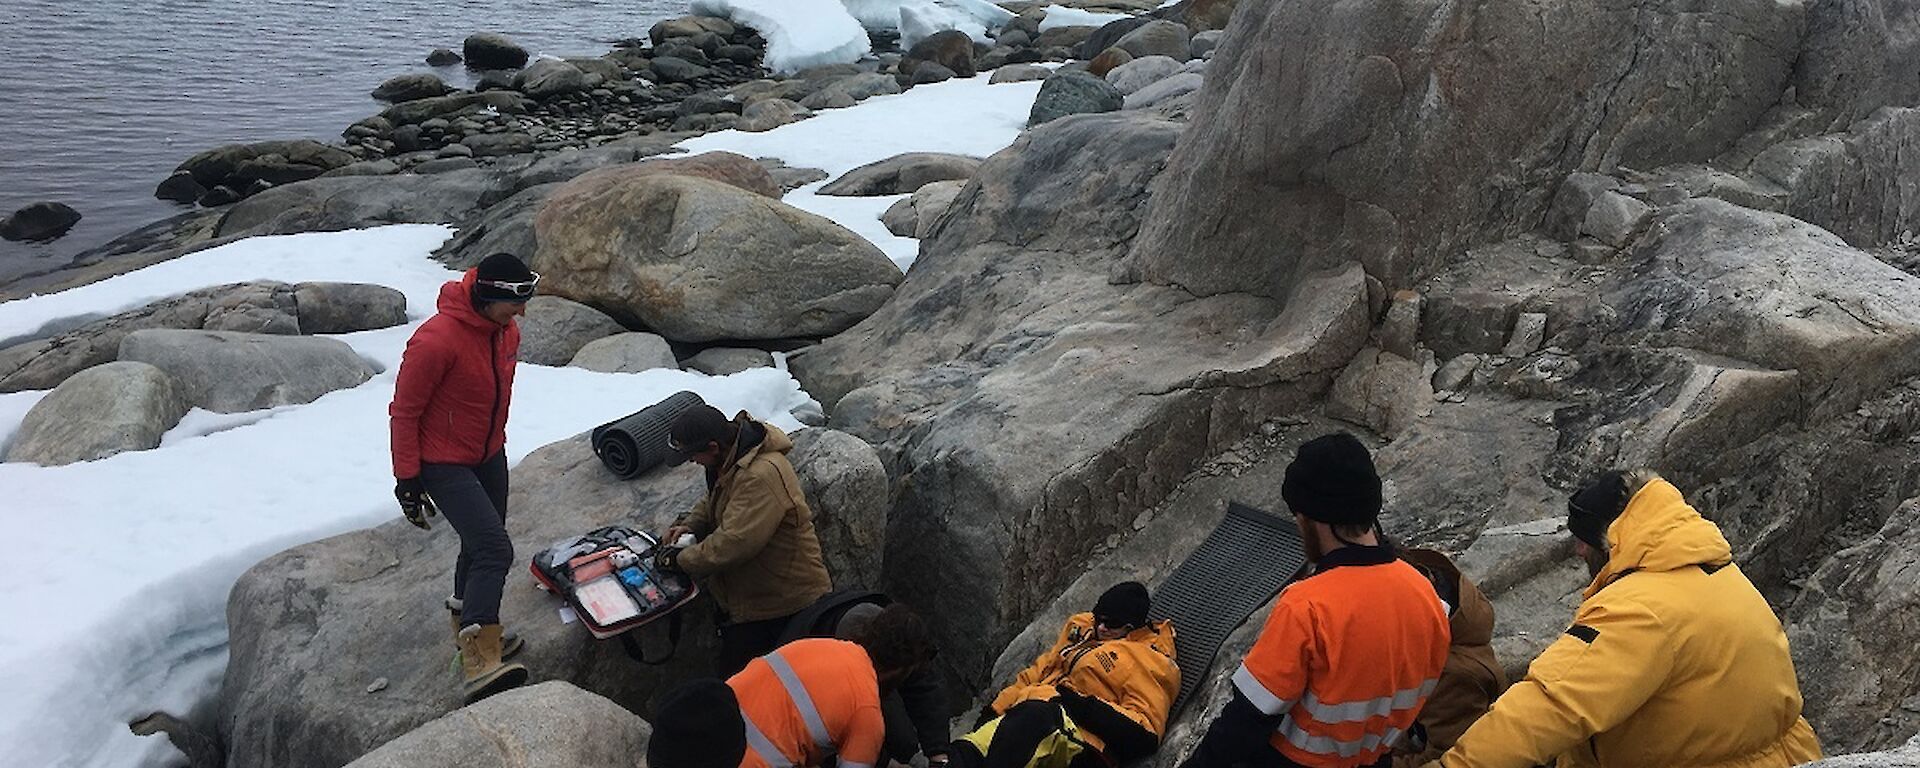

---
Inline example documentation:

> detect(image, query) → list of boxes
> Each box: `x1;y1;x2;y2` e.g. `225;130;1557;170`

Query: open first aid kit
530;525;698;641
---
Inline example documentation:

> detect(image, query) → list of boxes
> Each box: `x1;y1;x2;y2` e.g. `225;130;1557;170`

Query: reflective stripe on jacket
1438;479;1822;768
1237;545;1451;767
731;638;886;768
988;612;1180;753
388;270;519;479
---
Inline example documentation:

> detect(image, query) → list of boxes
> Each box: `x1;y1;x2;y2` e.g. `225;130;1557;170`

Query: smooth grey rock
990;64;1052;84
341;682;650;768
677;92;744;118
512;60;589;98
650;15;736;44
425;48;461;66
214;170;513;239
293;283;409;335
463;33;529;70
514;296;625;366
1579;191;1653;248
1076;16;1152;59
175;140;357;190
820;152;982;196
1027;71;1124;126
1328;347;1433;438
1;202;81;242
380;92;529;127
216;429;880;768
1124;71;1202;110
118;329;375;413
1547;172;1624;240
684;347;775;375
799;73;901;110
736;99;811;132
911;63;957;85
462;132;534;157
0;280;309;393
1190;29;1224;58
649;56;710;84
1502;312;1548;357
413;157;479;174
1106;55;1182;95
1431;353;1484;392
1752;107;1920;248
534;174;902;343
881;196;918;238
370;74;451;103
155;171;206;203
3;362;189;466
1114;20;1191;60
566;332;678;373
900;30;977;80
432;183;556;271
1377;290;1421;359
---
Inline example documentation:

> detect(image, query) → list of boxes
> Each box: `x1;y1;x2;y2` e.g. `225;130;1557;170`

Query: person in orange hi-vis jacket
1182;433;1452;768
646;604;939;768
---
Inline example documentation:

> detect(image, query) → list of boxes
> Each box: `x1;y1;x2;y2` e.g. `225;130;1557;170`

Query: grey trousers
421;452;511;626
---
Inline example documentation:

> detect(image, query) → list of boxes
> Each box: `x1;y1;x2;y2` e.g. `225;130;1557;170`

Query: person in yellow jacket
660;405;834;676
1432;471;1822;768
953;581;1180;768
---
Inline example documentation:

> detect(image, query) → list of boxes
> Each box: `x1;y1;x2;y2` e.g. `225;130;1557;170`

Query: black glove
654;546;682;572
974;704;998;730
395;477;436;529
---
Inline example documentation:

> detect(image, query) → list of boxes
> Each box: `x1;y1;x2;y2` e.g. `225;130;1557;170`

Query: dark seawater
0;0;690;286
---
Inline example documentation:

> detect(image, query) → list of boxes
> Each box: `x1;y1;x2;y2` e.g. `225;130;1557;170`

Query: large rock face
818;153;983;197
3;361;189;466
1788;498;1920;751
216;171;513;239
118;329;376;413
1127;0;1808;300
792;113;1371;686
216;428;884;768
533;174;901;343
0;281;403;393
342;682;650;768
549;151;783;201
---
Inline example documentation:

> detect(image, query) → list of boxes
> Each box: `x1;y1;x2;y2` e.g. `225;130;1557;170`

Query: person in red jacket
1182;433;1451;768
389;252;537;702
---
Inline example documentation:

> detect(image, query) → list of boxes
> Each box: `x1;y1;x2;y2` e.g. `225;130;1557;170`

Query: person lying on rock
1390;548;1505;768
1181;433;1451;768
659;404;834;676
1425;471;1822;768
951;581;1180;768
387;251;538;703
779;590;954;768
648;604;940;768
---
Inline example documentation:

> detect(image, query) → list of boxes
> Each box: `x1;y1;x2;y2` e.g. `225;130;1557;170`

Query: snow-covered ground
678;71;1047;270
691;0;871;74
0;51;1054;768
0;226;819;767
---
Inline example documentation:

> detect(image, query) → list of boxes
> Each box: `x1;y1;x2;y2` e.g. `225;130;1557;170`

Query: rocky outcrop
1803;735;1920;768
215;428;883;768
1028;71;1124;126
371;74;451;103
533;174;901;343
171;141;357;205
818;152;982;197
0;281;404;393
215;170;513;239
1;202;82;242
1789;498;1920;751
683;346;772;375
117;330;375;413
3;362;189;466
881;180;967;239
342;682;650;768
900;30;978;80
1749;107;1920;249
1107;55;1182;96
567;332;678;373
792;113;1371;685
1128;0;1809;300
514;296;626;366
549;151;783;201
463;33;530;70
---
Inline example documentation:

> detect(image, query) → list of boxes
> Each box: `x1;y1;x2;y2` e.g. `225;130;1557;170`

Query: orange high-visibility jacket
729;638;886;768
1235;545;1452;767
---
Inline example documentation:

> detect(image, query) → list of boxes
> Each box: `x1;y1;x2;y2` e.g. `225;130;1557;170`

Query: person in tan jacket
661;405;834;675
1393;548;1506;767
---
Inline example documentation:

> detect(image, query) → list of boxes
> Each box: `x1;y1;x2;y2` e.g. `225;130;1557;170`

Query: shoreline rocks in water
1;202;82;242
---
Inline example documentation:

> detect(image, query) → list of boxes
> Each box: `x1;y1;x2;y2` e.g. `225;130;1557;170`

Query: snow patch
1038;5;1133;31
0;389;50;456
691;0;872;74
675;72;1045;270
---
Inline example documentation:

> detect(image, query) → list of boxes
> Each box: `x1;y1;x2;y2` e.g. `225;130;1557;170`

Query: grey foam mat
1149;501;1308;713
591;391;707;479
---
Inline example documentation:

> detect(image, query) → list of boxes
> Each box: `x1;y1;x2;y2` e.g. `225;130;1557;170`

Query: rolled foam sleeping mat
591;390;709;479
1150;501;1308;713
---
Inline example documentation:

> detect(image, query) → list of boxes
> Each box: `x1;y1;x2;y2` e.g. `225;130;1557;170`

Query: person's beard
1583;543;1610;578
1298;516;1326;565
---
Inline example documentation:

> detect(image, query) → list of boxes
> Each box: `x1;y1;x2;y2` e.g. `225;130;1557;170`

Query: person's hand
395;477;436;529
662;525;691;546
654;546;682;572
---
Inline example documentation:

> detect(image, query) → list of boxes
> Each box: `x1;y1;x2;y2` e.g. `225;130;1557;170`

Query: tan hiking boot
456;623;528;703
446;597;523;659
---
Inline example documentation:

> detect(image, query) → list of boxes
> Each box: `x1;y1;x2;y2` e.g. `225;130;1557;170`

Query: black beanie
1567;471;1630;550
473;252;535;303
1093;581;1151;629
667;405;733;465
1280;433;1382;527
648;679;746;768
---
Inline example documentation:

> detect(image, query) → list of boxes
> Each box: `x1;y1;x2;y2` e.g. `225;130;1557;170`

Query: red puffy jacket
389;270;521;479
